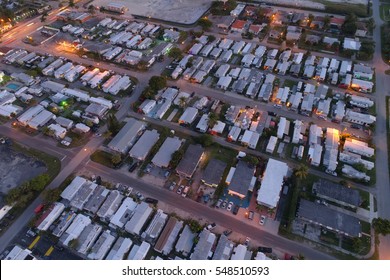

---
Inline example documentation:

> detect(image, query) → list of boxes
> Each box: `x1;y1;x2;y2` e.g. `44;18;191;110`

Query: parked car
215;199;223;208
169;182;176;191
177;185;184;195
227;202;234;211
248;211;254;220
223;229;233;236
26;229;36;237
34;204;44;214
258;246;272;253
244;237;250;246
233;205;239;215
128;161;139;172
206;223;216;231
145;197;158;204
164;171;171;178
221;200;228;209
135;191;145;201
259;215;266;225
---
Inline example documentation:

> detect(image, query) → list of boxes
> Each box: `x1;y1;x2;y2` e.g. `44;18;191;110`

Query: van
248;211;254;220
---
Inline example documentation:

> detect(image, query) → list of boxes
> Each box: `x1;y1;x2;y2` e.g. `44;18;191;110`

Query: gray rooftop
228;161;256;197
298;199;361;237
313;179;361;207
201;159;227;187
83;185;110;215
70;181;98;211
96;190;124;220
152;137;183;168
108;118;146;154
175;225;196;257
191;229;216;260
129;129;160;160
176;144;204;178
212;235;234;260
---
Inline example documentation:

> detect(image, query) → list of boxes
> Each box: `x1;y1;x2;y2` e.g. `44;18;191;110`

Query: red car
34;204;44;214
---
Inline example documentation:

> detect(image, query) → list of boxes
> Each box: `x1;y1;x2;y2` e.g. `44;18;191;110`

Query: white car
259;215;266;226
227;202;234;211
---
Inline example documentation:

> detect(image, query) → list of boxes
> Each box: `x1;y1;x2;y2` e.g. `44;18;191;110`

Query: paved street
371;0;390;260
85;161;335;260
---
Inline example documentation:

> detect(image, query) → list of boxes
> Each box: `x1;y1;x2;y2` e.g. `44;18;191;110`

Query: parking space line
44;246;54;257
28;236;40;250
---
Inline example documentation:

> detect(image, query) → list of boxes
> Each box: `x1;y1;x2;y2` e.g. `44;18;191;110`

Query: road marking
44;246;54;257
28;236;40;250
61;155;67;161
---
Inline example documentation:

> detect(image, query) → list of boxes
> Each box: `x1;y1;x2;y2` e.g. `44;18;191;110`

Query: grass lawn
358;189;370;210
380;4;390;21
207;143;238;165
315;0;368;17
360;220;371;235
320;230;340;246
282;79;297;88
60;131;91;148
90;150;114;169
341;235;371;255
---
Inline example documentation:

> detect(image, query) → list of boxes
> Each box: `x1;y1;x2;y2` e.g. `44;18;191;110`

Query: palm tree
178;96;187;108
294;164;308;180
207;112;219;128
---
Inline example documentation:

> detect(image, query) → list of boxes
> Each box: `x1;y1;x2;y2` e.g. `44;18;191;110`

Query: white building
105;237;133;260
344;139;374;157
109;197;138;229
257;159;289;208
127;241;151;260
60;214;91;246
36;202;65;231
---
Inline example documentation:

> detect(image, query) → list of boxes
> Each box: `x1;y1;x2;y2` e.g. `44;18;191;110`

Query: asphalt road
371;0;390;260
85;161;335;260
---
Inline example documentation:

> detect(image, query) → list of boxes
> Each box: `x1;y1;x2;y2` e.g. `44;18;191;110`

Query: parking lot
0;144;46;195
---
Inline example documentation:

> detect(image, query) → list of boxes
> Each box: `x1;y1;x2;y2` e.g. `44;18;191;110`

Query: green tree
137;60;149;71
342;13;358;36
178;96;187;108
372;218;390;235
198;18;212;31
168;47;183;60
242;155;259;166
294;164;308;180
88;5;96;14
196;134;214;147
30;174;51;192
207;112;219;128
148;76;167;92
141;86;156;99
187;219;203;233
111;154;122;166
170;150;184;168
107;114;121;135
42;188;62;203
366;18;375;32
69;0;75;7
68;238;79;249
208;35;216;42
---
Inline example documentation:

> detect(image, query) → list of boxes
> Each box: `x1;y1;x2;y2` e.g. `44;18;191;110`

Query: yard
90;150;115;169
380;4;390;21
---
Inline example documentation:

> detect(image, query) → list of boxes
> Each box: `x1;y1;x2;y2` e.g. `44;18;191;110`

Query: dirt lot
0;145;46;195
92;0;211;24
